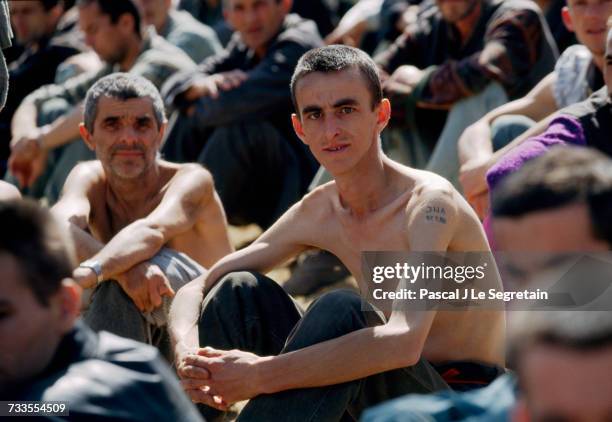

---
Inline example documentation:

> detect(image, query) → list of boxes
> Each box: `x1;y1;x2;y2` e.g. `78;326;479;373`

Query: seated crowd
1;0;611;421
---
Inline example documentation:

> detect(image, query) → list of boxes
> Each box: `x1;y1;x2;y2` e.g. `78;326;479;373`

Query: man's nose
324;116;341;141
119;126;140;144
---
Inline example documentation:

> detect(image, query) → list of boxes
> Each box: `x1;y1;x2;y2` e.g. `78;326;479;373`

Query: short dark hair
492;146;612;246
290;45;383;114
77;0;141;36
83;73;166;133
509;310;612;369
40;0;64;11
0;200;76;306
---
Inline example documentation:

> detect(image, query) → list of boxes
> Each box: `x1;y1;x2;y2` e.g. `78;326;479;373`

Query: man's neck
119;36;142;71
105;164;163;210
592;54;604;72
454;1;482;44
333;145;396;219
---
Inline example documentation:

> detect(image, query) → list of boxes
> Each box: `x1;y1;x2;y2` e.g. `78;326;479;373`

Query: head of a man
510;311;612;422
9;0;64;46
77;0;142;64
81;73;166;181
562;0;612;61
222;0;291;58
290;45;389;176
492;146;612;252
134;0;172;34
0;200;80;391
435;0;481;24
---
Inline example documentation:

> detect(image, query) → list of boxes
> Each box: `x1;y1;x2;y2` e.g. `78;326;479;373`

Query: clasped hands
176;346;263;410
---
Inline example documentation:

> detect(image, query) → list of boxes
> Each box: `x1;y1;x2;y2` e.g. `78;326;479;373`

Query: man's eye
340;107;354;114
307;112;321;120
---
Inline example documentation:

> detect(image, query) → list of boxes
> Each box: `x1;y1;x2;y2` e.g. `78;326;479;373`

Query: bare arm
458;71;557;165
50;162;104;262
89;164;216;280
169;200;311;352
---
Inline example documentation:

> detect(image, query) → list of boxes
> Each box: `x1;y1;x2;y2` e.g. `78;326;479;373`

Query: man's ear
79;123;95;151
55;279;82;333
282;0;293;14
376;98;391;132
157;121;168;148
291;113;307;145
561;7;574;32
118;12;137;36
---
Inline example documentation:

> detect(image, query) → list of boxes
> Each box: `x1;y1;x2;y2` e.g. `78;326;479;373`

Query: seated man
135;0;222;63
0;199;203;421
375;0;557;186
7;0;195;203
51;73;233;357
458;0;611;216
363;146;612;421
162;0;322;229
484;20;612;204
0;0;85;174
170;45;505;420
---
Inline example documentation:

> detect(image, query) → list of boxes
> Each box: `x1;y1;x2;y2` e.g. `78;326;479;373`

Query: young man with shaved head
170;45;505;420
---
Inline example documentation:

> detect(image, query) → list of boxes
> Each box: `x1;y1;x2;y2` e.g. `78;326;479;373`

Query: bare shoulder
64;161;106;195
295;181;336;221
0;181;21;201
164;162;214;197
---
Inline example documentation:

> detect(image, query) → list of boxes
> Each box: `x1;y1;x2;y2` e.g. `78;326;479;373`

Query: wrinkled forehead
95;96;156;120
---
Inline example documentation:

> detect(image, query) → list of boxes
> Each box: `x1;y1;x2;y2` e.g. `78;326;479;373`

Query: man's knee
282;289;366;353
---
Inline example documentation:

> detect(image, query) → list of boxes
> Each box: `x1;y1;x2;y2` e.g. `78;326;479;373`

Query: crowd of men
1;0;611;421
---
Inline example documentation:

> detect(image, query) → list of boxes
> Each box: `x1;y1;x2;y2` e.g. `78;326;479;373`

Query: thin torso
300;165;505;367
86;161;230;269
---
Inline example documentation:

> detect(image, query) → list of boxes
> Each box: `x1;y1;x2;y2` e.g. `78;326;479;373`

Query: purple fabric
486;115;587;192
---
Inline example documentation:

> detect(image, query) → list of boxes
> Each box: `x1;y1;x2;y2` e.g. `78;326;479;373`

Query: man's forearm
68;222;104;262
256;324;418;394
11;101;37;138
169;276;206;350
89;221;165;280
39;104;84;150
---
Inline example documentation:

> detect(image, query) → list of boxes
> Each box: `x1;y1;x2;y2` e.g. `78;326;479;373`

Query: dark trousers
198;272;450;421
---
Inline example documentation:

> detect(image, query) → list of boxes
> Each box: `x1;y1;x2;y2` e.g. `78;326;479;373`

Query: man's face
135;0;171;33
79;2;129;64
82;96;164;181
291;68;389;176
493;202;609;288
224;0;288;55
563;0;612;58
0;254;65;389
435;0;480;24
516;344;612;422
9;1;54;46
493;202;609;252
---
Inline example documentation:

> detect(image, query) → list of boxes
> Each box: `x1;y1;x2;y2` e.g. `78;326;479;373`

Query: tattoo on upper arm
425;206;446;224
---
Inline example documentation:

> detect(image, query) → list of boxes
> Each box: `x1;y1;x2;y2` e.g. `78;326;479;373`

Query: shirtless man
169;45;505;420
51;72;232;354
